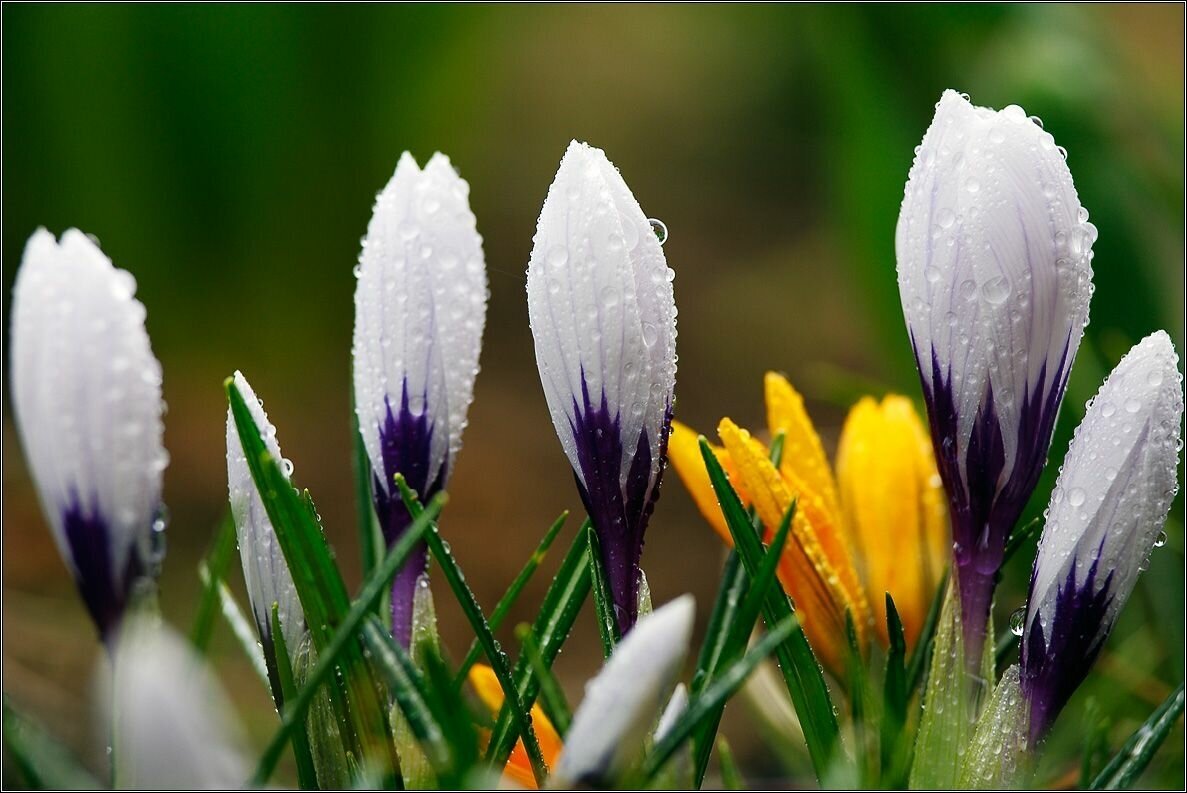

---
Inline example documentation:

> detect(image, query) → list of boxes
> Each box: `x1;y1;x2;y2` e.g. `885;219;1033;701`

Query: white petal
526;140;677;492
552;595;694;785
1027;331;1183;638
103;617;249;788
352;152;488;494
896;90;1095;481
655;682;688;744
225;371;304;654
10;228;167;588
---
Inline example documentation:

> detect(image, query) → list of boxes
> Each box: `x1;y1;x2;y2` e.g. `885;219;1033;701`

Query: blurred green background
3;4;1183;787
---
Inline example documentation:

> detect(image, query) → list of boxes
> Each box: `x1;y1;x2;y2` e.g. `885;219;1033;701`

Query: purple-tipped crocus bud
353;152;487;646
896;90;1096;658
526;141;678;634
10;229;168;642
1020;332;1183;742
225;371;305;705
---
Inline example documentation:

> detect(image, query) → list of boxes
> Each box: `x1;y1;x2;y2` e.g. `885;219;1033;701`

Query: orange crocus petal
836;395;949;649
717;417;866;675
764;372;843;526
468;665;562;787
668;420;748;546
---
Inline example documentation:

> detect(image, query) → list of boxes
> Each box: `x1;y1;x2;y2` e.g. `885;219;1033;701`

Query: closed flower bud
10;229;168;642
896;90;1096;655
225;370;305;705
552;595;694;786
1021;331;1183;741
526;140;677;634
352;152;488;645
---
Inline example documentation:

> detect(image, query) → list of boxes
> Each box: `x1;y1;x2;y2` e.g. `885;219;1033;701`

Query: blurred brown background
3;4;1184;786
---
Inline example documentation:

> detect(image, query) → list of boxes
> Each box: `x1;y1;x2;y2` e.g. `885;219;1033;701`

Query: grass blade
486;524;592;769
698;436;841;778
248;491;443;785
454;511;568;686
189;512;237;653
716;736;743;790
1002;516;1042;566
881;594;910;787
395;475;549;787
639;615;800;783
271;604;318;789
906;568;949;696
198;568;269;687
1091;682;1185;790
2;697;102;790
352;401;383;580
514;623;572;737
586;526;621;658
360;615;462;786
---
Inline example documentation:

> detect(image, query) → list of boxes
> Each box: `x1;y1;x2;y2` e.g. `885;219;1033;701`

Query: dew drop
1125;398;1142;414
648;218;669;246
980;275;1010;305
1154;531;1168;549
936;208;956;229
1009;608;1025;637
1068;487;1086;507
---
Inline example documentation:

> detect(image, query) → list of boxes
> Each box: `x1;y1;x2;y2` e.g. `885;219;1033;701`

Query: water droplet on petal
648;218;668;246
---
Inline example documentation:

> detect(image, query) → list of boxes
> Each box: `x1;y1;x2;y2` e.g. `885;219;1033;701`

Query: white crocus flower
1020;331;1183;741
896;89;1096;655
225;370;304;703
526;140;678;634
552;595;694;786
10;228;168;642
104;617;249;788
351;152;488;646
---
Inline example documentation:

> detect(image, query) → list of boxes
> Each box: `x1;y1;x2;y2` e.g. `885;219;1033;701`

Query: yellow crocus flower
668;372;948;675
469;664;563;789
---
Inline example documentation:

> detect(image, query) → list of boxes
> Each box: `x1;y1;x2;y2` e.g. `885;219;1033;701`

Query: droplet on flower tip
648;218;668;246
1154;531;1168;549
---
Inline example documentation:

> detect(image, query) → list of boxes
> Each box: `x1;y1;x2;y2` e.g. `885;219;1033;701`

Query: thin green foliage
1091;682;1185;790
586;526;621;658
1002;516;1042;566
189;512;237;653
200;571;269;686
716;736;744;790
395;475;549;787
454;511;568;686
514;623;572;736
485;524;592;769
906;568;949;695
881;594;910;787
228;378;396;780
360;616;460;786
698;436;841;779
247;491;443;785
2;697;101;790
352;403;383;581
638;615;801;783
271;604;318;789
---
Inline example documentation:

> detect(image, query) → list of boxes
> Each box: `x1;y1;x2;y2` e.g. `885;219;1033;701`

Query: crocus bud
10;229;168;642
1020;332;1183;742
552;595;694;786
225;370;305;704
104;616;249;788
896;90;1096;655
352;152;488;646
526;141;678;634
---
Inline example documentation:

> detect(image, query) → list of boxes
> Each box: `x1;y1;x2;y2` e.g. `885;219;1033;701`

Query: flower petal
1021;331;1183;740
717;418;867;673
552;595;694;786
667;420;732;543
468;664;563;787
764;372;841;525
225;371;305;671
10;228;167;639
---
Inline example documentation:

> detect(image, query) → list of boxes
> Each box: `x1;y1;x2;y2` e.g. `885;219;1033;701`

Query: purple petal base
569;372;670;635
916;336;1071;662
62;495;133;643
1020;541;1114;743
372;381;445;648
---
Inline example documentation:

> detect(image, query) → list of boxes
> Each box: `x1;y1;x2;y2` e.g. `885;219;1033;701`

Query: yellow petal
668;420;750;547
835;395;949;648
469;664;562;787
717;417;867;675
764;372;842;526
